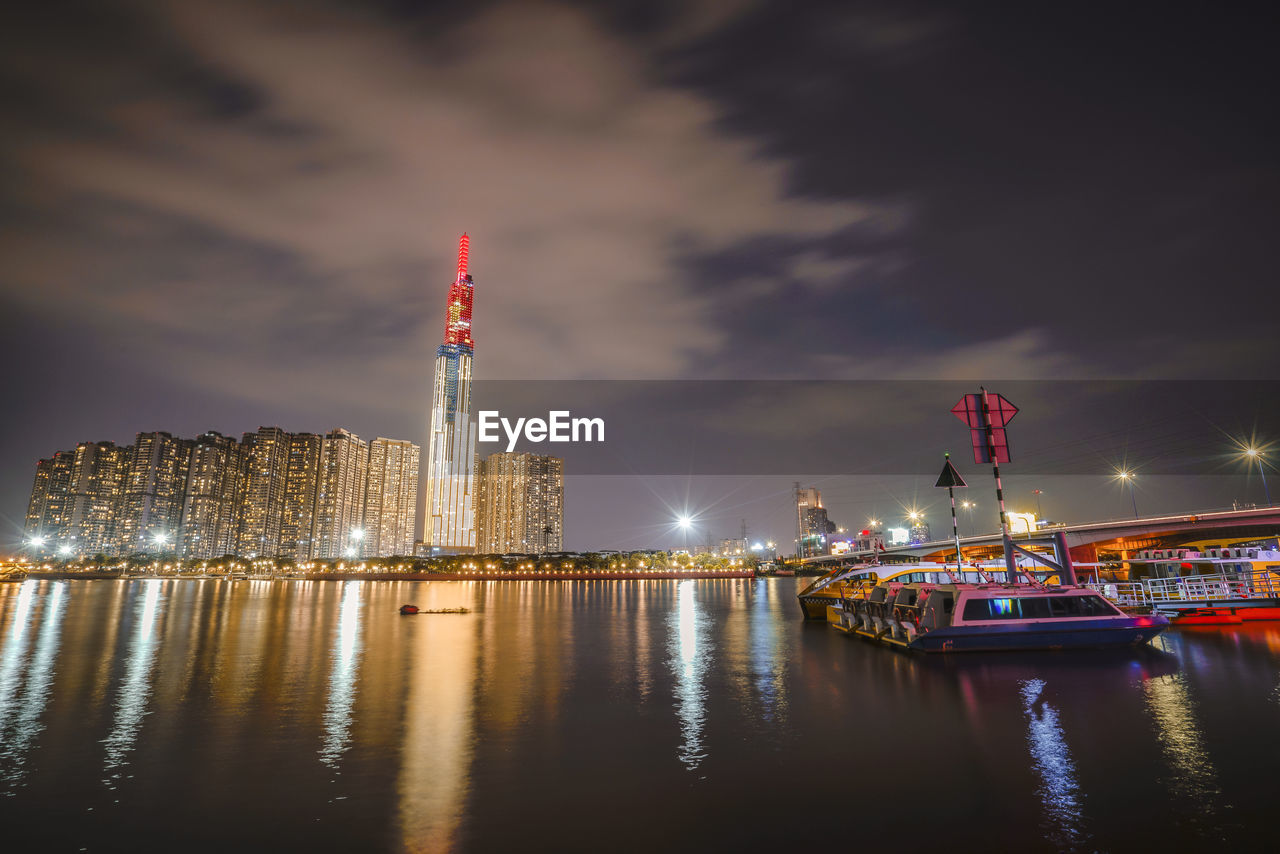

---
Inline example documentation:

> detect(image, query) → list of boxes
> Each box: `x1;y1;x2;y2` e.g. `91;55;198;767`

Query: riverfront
2;576;1278;852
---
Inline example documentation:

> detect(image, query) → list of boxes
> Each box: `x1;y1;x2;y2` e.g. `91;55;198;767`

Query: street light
1243;447;1272;506
1117;470;1138;518
28;535;47;549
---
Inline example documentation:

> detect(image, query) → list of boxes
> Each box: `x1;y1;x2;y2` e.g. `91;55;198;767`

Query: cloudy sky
2;1;1277;548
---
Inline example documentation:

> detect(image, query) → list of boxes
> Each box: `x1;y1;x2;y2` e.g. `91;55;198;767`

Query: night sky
2;1;1277;550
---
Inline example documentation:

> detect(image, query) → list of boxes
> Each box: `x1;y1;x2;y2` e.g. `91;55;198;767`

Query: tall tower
423;234;477;551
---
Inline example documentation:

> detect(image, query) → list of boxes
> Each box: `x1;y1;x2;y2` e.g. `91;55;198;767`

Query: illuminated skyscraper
280;432;323;560
115;431;192;554
67;440;129;556
423;234;477;552
475;452;563;554
235;427;290;557
24;450;76;545
313;428;369;559
179;432;245;560
364;437;420;557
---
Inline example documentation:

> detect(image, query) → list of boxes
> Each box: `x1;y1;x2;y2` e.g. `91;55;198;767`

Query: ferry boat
796;563;879;619
798;562;1011;621
829;578;1167;653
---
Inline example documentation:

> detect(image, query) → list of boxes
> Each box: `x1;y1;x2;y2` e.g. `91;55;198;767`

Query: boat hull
798;594;837;620
908;618;1167;653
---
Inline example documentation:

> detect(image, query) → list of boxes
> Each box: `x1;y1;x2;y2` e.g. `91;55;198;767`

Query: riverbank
22;569;757;581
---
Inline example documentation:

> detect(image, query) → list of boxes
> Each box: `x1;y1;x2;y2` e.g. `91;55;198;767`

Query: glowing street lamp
28;535;47;549
1243;447;1272;505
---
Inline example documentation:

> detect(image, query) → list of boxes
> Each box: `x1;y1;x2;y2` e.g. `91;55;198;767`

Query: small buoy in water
399;604;420;615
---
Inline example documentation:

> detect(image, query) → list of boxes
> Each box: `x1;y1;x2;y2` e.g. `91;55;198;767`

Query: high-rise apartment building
280;432;322;560
179;432;245;560
67;441;129;556
475;452;563;554
423;234;477;552
363;437;420;558
24;451;76;545
312;428;369;559
236;427;290;557
115;432;192;554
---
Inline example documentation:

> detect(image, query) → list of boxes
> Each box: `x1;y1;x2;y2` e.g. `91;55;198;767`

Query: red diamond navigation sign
952;392;1018;464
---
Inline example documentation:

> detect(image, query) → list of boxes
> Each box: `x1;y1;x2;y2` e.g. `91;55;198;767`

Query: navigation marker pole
981;388;1017;584
934;454;968;576
951;388;1019;585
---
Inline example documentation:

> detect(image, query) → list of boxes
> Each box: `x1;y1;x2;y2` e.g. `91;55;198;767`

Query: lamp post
960;501;976;535
1117;471;1138;518
1244;448;1272;506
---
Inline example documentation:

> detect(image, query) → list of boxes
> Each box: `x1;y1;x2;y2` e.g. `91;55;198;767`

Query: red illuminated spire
457;232;470;281
443;233;474;349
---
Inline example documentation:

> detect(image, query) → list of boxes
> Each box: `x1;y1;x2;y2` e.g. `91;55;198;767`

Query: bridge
800;506;1280;570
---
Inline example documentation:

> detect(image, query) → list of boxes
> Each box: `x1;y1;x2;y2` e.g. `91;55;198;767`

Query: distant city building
313;428;369;559
24;451;76;546
423;234;477;552
236;427;290;558
475;452;563;554
363;437;420;557
179;432;244;560
908;518;932;545
796;486;834;556
67;441;129;556
718;537;749;557
115;432;192;554
279;432;323;560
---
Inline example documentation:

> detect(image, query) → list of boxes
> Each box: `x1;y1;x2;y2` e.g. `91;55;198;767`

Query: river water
0;577;1276;852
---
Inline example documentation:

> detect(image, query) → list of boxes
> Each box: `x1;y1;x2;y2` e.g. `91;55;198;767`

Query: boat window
1076;595;1118;616
1019;598;1053;619
1048;597;1082;617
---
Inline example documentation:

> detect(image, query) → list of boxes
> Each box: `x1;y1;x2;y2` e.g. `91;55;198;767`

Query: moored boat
831;579;1167;653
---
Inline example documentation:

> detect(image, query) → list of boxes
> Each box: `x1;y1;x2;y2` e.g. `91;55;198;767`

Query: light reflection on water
102;580;165;789
0;582;64;793
669;579;710;771
1020;677;1085;850
1143;672;1224;813
0;579;1277;851
0;580;38;727
319;581;364;771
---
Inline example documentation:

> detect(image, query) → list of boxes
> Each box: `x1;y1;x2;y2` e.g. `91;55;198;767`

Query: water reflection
0;580;38;728
1020;678;1085;850
103;580;165;789
750;579;786;724
669;580;710;771
1143;673;1224;814
319;581;364;770
398;583;478;853
0;582;65;792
